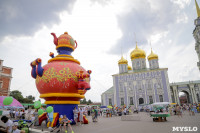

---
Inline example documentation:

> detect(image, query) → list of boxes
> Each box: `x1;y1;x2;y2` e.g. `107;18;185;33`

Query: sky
0;0;200;103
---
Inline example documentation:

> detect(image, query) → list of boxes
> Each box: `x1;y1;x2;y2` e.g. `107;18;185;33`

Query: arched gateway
170;81;200;105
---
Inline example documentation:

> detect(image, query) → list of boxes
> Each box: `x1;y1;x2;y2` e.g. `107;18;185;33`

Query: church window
149;96;153;104
159;95;163;102
137;82;142;92
148;81;152;90
121;98;124;105
130;97;134;105
197;93;200;102
120;84;124;92
109;98;112;105
139;98;144;104
137;61;140;68
128;82;132;87
157;79;162;89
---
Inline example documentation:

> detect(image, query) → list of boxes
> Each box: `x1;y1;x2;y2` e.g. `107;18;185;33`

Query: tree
80;98;87;104
88;99;92;104
9;90;24;103
9;90;35;103
26;95;35;101
80;98;93;105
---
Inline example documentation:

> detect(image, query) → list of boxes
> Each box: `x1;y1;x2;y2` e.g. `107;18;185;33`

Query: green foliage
80;98;93;105
88;99;92;104
9;90;24;103
9;90;35;103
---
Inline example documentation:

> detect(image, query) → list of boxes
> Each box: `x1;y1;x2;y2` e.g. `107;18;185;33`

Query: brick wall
2;67;12;75
0;60;12;96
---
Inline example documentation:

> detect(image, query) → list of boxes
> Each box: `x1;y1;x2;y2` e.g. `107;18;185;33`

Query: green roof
102;86;114;94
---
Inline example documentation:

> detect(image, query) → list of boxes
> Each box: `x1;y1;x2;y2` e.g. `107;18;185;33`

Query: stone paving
1;111;200;133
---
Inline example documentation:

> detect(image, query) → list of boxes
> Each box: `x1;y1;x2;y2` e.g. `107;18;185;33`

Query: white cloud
171;0;191;9
0;0;199;103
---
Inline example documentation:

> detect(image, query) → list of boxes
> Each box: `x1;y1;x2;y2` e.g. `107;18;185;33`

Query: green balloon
3;97;13;105
34;101;41;109
38;109;44;115
46;106;53;113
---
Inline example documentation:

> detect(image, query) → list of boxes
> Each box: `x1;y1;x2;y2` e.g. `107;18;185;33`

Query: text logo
172;127;198;132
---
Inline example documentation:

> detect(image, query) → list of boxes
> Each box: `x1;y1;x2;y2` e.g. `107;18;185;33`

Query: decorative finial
136;42;138;49
134;32;138;48
150;41;153;53
195;0;200;17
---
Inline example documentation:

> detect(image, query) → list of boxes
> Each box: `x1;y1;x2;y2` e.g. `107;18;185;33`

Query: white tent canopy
152;102;170;106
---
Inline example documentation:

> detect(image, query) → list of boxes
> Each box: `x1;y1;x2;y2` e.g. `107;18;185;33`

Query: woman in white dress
73;107;78;125
79;108;84;125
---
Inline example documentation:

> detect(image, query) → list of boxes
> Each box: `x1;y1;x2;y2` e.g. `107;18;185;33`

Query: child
50;115;64;132
12;122;25;133
31;114;35;128
63;115;74;133
15;110;20;120
47;110;54;130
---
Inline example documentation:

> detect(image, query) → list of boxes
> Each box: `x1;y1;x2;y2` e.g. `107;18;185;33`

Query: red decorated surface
36;61;89;95
57;33;75;48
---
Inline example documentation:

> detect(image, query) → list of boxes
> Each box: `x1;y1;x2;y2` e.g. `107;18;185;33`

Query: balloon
3;97;13;105
34;101;41;109
38;109;44;115
46;106;53;113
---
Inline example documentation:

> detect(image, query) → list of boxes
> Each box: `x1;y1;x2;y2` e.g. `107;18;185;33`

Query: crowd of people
168;103;200;117
0;106;100;133
0;103;200;133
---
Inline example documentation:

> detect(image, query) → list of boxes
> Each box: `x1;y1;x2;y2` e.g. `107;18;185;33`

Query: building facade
0;59;13;96
102;44;172;107
193;0;200;70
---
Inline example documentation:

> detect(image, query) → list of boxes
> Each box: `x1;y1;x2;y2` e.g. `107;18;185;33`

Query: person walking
73;107;78;125
123;107;127;115
33;109;39;126
79;108;84;125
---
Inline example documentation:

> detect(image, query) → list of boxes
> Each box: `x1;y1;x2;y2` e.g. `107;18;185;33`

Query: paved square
1;112;200;133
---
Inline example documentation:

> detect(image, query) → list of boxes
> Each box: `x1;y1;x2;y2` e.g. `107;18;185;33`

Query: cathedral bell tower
130;43;146;70
147;49;159;69
193;0;200;70
118;56;128;74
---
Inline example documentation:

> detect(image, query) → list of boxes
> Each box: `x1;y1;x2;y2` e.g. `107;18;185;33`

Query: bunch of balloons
33;101;54;115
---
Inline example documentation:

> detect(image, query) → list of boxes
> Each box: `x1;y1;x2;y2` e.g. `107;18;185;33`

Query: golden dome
118;56;128;64
128;65;132;70
130;43;146;60
147;49;158;60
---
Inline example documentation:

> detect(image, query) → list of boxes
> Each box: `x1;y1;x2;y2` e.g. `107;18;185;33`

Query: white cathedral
101;44;172;107
101;1;200;107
